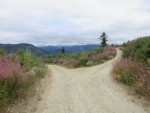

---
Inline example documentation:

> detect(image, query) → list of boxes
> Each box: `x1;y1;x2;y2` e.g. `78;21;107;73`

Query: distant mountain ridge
0;43;46;56
38;44;99;54
0;43;100;56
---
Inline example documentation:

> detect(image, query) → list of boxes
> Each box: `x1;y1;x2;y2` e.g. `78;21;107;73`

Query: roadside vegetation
43;32;116;68
0;32;117;107
0;49;46;106
43;46;116;68
0;46;116;107
113;36;150;99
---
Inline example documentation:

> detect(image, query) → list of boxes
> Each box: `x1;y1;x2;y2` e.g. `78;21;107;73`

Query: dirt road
9;49;149;113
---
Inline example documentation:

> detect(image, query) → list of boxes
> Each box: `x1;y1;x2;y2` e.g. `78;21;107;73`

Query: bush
0;49;46;105
17;49;33;67
0;55;22;105
113;36;150;99
123;36;150;61
0;48;7;55
123;46;133;58
78;53;88;66
113;58;150;98
113;58;138;86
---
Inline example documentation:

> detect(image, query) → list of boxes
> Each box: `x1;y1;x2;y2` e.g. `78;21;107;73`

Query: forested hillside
0;43;46;56
38;44;99;54
0;43;99;56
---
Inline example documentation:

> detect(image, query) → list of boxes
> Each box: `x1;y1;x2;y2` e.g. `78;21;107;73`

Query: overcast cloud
0;0;150;45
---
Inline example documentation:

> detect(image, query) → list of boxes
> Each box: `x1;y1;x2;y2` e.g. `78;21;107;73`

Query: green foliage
113;36;150;99
0;48;7;55
122;42;127;47
0;43;47;56
17;49;45;68
86;60;95;66
0;49;46;105
113;60;138;86
123;45;133;58
123;36;150;61
135;46;148;61
99;32;108;47
147;58;150;64
43;47;116;68
0;75;20;105
95;46;104;53
78;53;88;66
61;47;65;54
18;49;33;67
21;67;46;96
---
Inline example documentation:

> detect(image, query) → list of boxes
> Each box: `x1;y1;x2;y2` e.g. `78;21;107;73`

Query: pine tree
99;32;108;47
61;47;65;54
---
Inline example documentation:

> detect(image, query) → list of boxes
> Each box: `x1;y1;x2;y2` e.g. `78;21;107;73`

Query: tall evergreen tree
99;32;108;47
61;47;65;54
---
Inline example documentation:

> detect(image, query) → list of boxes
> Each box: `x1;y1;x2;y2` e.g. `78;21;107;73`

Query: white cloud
0;0;150;45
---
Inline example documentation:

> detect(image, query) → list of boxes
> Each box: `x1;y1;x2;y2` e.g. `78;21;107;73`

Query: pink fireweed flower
57;59;68;65
0;54;21;79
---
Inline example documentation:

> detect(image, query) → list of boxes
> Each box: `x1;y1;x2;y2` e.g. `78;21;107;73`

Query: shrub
123;36;150;61
113;36;150;99
92;47;116;63
0;55;22;105
123;46;133;58
78;53;88;66
0;54;21;79
86;60;95;66
0;48;7;56
17;49;33;67
113;58;150;98
0;50;46;105
113;58;138;86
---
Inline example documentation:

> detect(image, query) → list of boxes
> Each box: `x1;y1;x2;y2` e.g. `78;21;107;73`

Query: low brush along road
22;49;150;113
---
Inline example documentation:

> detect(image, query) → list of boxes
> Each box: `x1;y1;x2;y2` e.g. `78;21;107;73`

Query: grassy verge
113;36;150;99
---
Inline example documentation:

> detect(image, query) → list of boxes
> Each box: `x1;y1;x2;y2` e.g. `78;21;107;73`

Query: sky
0;0;150;46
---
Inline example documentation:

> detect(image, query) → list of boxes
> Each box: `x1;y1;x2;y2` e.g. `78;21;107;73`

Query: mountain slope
0;43;47;56
0;43;100;55
39;46;60;54
39;44;99;54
